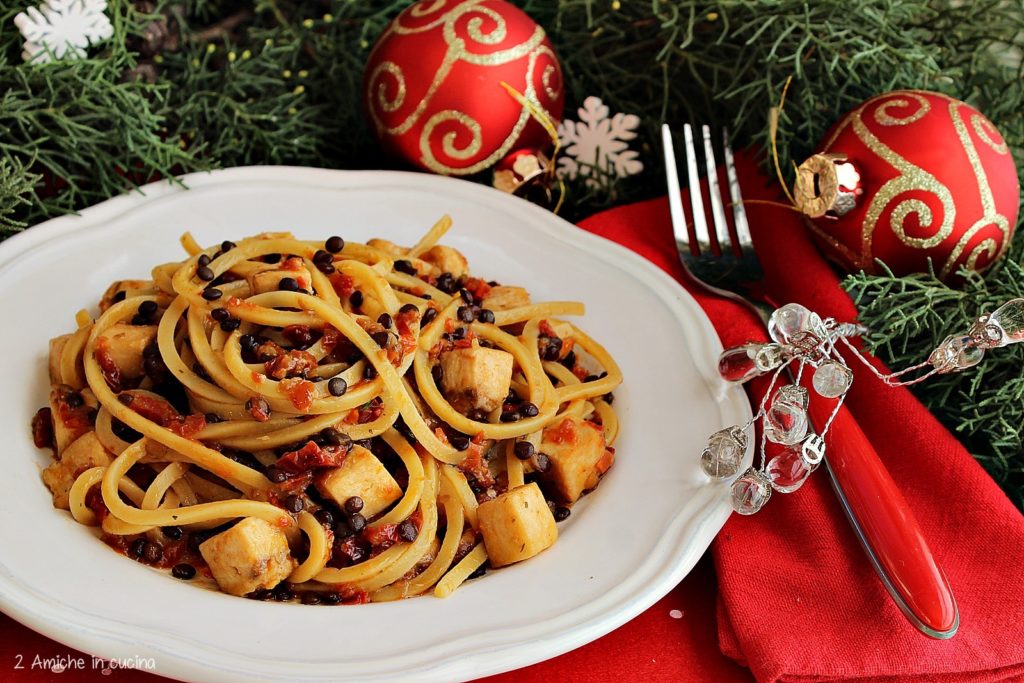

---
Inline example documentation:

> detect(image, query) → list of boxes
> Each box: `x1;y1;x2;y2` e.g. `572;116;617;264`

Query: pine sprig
846;251;1024;509
0;157;40;234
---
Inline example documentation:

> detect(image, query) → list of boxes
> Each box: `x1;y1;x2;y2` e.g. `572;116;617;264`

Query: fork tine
660;124;692;256
701;125;732;256
682;124;711;255
722;129;755;258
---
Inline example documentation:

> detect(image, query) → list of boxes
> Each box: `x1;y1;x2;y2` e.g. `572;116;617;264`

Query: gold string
499;81;566;214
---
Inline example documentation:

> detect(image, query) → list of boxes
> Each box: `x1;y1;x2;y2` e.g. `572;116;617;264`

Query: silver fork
662;123;958;639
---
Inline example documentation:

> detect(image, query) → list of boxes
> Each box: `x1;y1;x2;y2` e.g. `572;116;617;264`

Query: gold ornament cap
793;153;862;219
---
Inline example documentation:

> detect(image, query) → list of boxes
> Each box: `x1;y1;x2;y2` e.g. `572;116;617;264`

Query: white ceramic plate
0;168;750;682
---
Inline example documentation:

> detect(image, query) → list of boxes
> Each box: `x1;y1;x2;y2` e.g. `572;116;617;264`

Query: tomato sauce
276;441;348;475
94;338;124;392
279;377;316;411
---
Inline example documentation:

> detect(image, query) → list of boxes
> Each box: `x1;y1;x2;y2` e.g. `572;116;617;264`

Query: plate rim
0;166;749;682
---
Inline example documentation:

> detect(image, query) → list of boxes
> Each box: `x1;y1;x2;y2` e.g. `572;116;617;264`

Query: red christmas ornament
363;0;564;176
794;90;1019;279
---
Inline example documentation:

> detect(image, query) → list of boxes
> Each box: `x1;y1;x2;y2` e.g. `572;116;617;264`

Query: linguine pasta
32;217;622;603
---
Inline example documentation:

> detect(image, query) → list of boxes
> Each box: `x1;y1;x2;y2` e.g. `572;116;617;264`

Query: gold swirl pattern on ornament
964;238;999;273
411;0;449;18
419;46;547;175
420;110;483;162
852;107;956;262
461;5;507;45
541;60;559;101
368;61;406;113
971;114;1009;155
873;94;930;126
940;100;1010;277
366;0;551;145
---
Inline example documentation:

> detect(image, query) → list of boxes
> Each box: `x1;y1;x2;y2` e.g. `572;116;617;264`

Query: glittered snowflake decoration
557;96;644;188
14;0;113;64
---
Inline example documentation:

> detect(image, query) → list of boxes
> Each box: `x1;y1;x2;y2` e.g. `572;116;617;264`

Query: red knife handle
806;396;958;638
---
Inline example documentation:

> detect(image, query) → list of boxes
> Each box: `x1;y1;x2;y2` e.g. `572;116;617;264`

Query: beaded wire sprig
702;298;1024;515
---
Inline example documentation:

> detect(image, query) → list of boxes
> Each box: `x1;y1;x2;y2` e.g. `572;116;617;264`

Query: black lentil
141;541;163;564
514;441;535;460
239;334;259;354
220;317;241;332
398;520;418;542
314;509;335;529
171;563;196;580
436;272;457;293
533;453;551;473
129;538;146;558
328;377;348;396
320;427;350;449
138;300;158;318
394;259;417;275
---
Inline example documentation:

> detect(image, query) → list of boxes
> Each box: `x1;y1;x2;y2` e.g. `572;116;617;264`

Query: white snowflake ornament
15;0;113;64
557;96;644;188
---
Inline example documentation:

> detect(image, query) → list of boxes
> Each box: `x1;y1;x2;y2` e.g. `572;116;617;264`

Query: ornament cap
793;153;861;219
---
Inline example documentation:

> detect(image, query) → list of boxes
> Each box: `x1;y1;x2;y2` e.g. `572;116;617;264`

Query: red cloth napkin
573;150;1024;682
4;154;1024;683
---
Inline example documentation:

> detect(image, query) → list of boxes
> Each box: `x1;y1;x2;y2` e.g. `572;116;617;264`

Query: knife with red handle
806;392;959;638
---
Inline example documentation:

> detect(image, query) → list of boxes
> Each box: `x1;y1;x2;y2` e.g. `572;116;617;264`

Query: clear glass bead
718;344;762;383
812;360;853;398
766;446;811;493
701;426;747;479
929;335;985;374
968;298;1024;349
765;385;809;445
768;303;824;343
754;343;785;371
731;468;772;515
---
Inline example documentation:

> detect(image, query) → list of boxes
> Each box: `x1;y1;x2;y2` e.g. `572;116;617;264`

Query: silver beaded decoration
701;300;1024;515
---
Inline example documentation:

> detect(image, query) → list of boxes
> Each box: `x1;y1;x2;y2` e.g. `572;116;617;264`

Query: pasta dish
31;217;622;603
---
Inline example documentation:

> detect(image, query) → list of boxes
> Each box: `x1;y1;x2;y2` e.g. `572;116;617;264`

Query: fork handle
807;396;959;638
